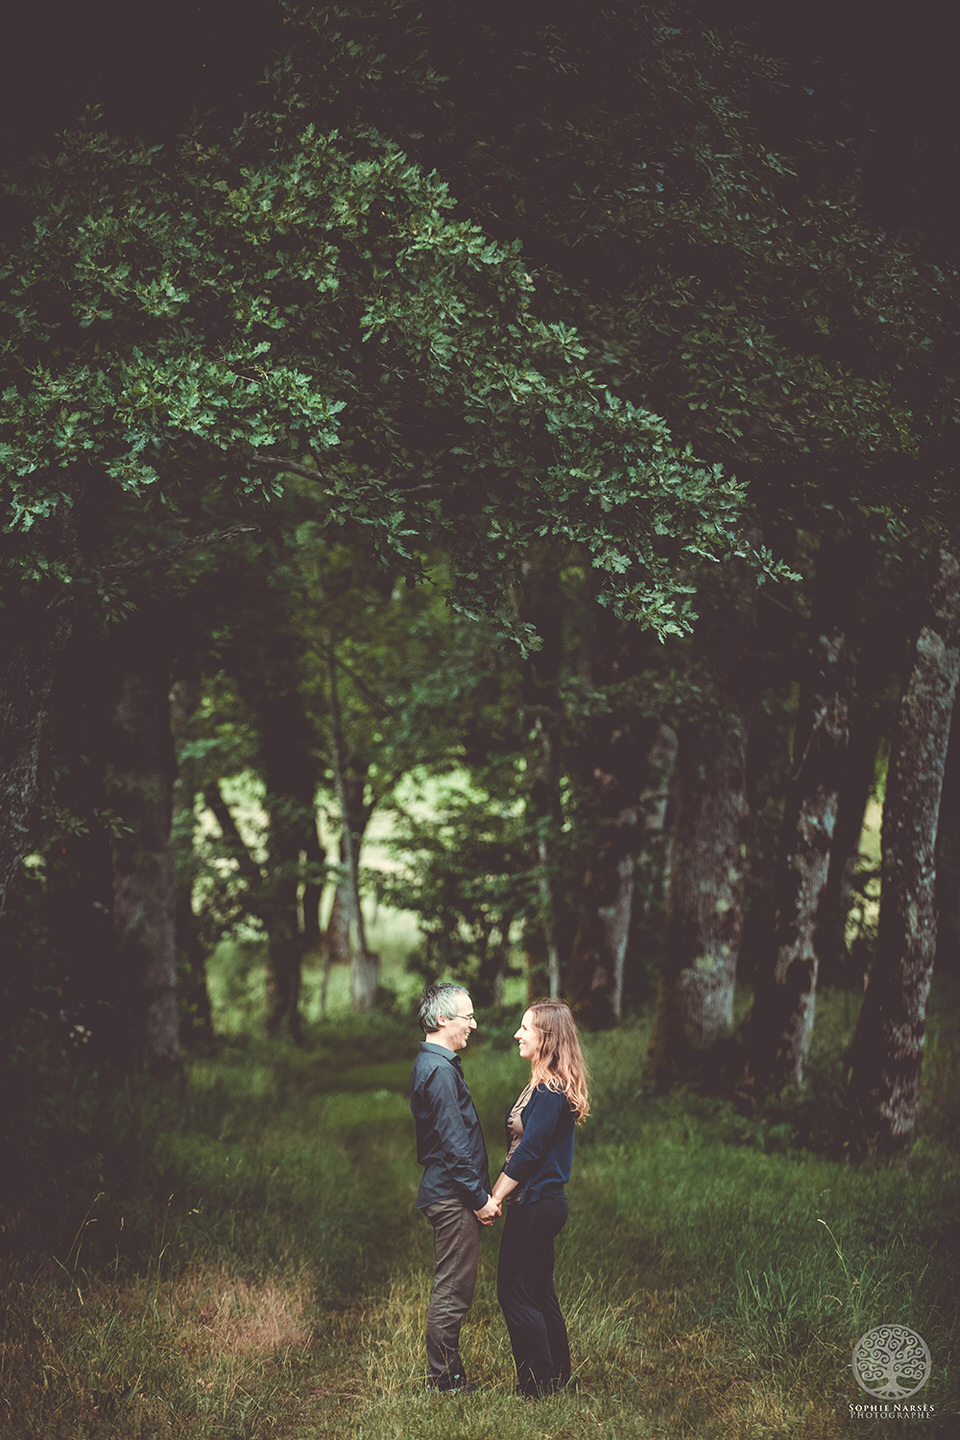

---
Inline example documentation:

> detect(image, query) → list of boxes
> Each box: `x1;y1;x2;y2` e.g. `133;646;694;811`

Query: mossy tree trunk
846;546;960;1155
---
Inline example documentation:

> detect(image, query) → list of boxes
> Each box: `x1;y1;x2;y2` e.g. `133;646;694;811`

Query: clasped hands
474;1194;502;1226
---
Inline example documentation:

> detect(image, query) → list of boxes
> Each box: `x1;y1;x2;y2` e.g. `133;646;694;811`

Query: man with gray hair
410;982;499;1393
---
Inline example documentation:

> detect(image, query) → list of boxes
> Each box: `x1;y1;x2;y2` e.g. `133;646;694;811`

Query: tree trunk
40;620;120;1059
171;677;214;1046
236;682;321;1041
623;722;677;1012
301;820;325;952
325;881;352;966
647;540;764;1090
327;639;378;1011
520;552;574;1000
747;529;860;1090
259;725;319;1043
648;712;749;1088
846;545;960;1156
475;916;515;1008
815;702;884;989
0;610;73;913
935;695;960;980
263;820;304;1042
567;610;660;1027
106;623;179;1072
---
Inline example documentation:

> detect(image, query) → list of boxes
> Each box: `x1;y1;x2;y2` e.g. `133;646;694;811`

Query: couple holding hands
409;982;589;1399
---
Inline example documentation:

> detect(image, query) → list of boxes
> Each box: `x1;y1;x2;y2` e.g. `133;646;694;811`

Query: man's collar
419;1040;462;1065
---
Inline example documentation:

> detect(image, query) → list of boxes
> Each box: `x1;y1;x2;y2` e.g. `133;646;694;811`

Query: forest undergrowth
2;978;958;1440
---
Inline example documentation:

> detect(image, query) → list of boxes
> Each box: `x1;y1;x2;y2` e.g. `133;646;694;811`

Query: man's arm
423;1063;491;1210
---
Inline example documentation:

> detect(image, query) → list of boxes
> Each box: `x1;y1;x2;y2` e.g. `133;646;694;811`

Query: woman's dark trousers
497;1195;570;1397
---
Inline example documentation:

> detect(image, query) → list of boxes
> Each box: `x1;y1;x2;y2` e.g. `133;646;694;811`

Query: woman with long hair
490;1000;590;1398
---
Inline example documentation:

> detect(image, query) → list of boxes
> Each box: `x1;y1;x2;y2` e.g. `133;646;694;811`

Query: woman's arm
498;1085;566;1192
490;1170;519;1206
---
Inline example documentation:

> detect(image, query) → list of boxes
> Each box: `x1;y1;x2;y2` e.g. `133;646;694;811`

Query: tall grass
2;990;958;1439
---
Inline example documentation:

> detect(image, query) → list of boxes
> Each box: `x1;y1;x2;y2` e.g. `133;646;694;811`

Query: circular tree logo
852;1326;931;1400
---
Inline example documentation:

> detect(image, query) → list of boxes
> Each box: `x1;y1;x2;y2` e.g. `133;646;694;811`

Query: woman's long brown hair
527;1001;590;1123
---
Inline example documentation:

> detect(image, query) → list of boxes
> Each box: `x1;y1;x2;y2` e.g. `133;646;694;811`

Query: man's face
441;994;477;1051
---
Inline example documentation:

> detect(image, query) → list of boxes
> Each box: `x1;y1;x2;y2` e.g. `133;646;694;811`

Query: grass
2;982;958;1440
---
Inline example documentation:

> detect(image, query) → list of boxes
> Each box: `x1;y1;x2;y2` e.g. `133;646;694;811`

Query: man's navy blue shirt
410;1041;491;1210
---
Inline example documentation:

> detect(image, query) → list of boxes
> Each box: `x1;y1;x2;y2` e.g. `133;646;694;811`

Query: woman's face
515;1009;540;1062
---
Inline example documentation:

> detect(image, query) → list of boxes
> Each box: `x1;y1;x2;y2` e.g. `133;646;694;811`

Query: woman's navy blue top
501;1082;575;1204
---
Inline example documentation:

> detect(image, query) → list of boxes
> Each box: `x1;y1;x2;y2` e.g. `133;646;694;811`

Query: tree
1;112;751;896
935;701;960;981
105;608;180;1070
269;4;959;1072
647;575;756;1089
565;607;664;1027
2;94;761;1061
845;546;960;1155
745;524;860;1090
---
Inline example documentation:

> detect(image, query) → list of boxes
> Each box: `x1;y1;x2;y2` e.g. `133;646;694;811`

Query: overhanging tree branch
102;525;261;577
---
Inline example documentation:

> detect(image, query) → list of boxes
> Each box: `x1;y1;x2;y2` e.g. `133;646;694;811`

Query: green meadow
2;940;958;1440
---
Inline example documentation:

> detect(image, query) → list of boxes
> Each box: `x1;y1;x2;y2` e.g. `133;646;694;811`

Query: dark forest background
1;6;960;1435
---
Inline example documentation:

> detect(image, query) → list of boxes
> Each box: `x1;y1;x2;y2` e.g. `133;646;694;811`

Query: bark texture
567;611;660;1026
846;546;960;1155
934;695;960;980
568;714;670;1026
649;713;749;1087
648;543;763;1090
749;530;859;1089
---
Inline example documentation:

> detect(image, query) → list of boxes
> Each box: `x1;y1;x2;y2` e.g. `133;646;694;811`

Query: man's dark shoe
431;1374;475;1395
